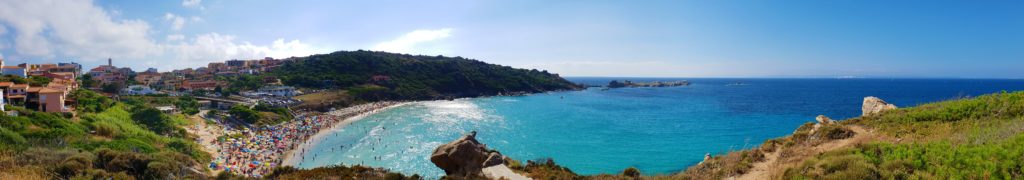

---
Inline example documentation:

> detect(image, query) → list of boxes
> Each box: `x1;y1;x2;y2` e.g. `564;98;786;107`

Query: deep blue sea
295;78;1024;177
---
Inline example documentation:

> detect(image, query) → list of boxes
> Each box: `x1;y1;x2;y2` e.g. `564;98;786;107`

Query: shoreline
280;101;413;167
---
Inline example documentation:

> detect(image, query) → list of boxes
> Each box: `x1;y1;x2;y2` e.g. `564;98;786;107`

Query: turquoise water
295;78;1024;177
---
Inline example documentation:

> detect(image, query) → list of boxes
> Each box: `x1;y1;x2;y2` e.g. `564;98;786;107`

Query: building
134;72;162;86
27;87;67;112
181;80;221;91
89;58;129;86
1;66;26;77
122;85;157;95
257;85;298;97
0;57;27;77
39;72;76;81
208;62;227;71
3;83;29;105
225;60;247;67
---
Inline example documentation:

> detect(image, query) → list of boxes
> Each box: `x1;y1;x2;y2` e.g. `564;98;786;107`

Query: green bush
0;127;27;150
229;105;262;124
622;167;641;177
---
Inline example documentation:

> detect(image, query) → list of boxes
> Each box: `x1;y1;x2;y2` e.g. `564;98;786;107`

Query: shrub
228;105;261;124
0;127;27;150
622;167;641;177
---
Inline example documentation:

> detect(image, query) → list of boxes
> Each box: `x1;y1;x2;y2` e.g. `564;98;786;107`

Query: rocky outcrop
430;131;507;178
862;96;897;116
815;115;833;124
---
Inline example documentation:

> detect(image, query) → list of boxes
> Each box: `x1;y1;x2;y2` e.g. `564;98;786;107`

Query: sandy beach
281;101;411;167
185;101;409;177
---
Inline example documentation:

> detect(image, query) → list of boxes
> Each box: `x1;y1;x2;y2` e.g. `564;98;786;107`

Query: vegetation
268;50;580;102
292;89;353;111
674;91;1024;179
228;105;262;124
228;104;293;126
0;74;51;86
175;96;201;115
69;89;116;113
0;90;209;179
783;91;1024;179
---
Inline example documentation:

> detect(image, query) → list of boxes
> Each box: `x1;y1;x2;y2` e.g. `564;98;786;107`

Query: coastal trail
734;125;874;180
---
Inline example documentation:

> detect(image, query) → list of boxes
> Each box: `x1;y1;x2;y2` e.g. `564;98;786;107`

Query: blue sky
0;0;1020;78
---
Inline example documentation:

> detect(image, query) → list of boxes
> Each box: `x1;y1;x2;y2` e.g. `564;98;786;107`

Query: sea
293;78;1024;178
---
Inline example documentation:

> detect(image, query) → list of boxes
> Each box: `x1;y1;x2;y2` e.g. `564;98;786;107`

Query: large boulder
430;131;506;178
862;96;897;116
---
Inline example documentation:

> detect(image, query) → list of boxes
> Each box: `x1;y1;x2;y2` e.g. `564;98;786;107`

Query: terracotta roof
27;87;42;92
0;82;12;87
11;84;29;88
1;66;23;69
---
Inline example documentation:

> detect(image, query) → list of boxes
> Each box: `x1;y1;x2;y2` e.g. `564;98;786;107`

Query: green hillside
269;50;581;101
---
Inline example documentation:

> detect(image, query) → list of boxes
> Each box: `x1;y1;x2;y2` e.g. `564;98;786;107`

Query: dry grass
0;151;50;180
293;89;353;111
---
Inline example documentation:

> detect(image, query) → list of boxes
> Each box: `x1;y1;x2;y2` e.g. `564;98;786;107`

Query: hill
268;50;582;101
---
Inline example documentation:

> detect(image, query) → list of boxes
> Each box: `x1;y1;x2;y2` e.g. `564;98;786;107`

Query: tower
108;58;112;66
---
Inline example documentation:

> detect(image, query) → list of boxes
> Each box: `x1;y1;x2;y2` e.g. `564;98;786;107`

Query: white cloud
0;0;324;71
182;0;203;9
190;16;203;23
166;34;185;42
164;13;186;31
371;28;453;54
0;0;160;60
165;33;320;69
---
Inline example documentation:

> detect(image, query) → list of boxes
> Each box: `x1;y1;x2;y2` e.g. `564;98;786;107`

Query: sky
0;0;1021;78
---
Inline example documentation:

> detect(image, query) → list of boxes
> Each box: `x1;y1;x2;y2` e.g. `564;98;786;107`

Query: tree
130;107;174;135
80;74;96;88
214;86;223;96
101;82;124;94
228;105;260;124
174;96;200;115
69;89;114;113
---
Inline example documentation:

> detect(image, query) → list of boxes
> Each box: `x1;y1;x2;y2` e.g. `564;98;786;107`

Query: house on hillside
27;87;67;112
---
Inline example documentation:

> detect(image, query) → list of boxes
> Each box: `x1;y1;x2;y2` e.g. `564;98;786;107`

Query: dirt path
183;110;225;174
734;125;872;180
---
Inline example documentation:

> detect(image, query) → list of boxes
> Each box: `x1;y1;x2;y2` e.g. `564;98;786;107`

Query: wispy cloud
164;13;186;31
371;28;453;54
182;0;203;9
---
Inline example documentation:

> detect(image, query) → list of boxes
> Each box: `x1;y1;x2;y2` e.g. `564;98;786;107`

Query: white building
0;59;26;77
122;85;158;95
257;85;297;97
